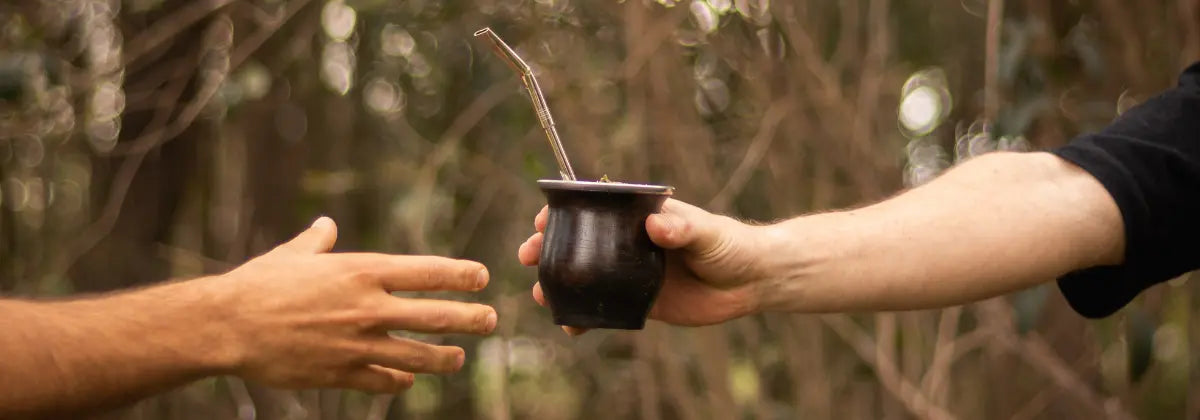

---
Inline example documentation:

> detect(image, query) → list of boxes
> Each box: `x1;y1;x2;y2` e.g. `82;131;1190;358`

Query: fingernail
397;373;415;392
311;216;331;229
456;350;466;369
476;267;489;289
485;311;498;332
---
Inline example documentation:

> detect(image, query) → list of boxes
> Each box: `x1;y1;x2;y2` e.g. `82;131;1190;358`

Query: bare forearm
0;278;238;417
756;152;1123;312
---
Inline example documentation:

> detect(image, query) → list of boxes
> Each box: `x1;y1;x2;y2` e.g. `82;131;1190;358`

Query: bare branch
972;301;1137;420
62;0;315;278
921;306;963;404
820;314;958;420
404;82;513;254
707;100;793;211
984;0;1005;120
123;0;239;67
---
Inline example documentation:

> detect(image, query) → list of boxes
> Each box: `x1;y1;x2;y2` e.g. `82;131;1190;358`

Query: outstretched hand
212;217;497;393
517;199;766;335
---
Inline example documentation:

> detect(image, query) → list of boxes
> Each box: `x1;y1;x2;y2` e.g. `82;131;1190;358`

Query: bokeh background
2;0;1199;419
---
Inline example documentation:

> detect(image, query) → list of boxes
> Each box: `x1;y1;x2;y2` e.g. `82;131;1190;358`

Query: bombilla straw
474;27;576;181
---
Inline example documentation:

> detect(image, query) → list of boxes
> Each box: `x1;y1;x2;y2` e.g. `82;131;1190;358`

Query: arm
519;151;1122;330
755;151;1122;312
0;281;238;417
522;63;1196;329
765;62;1199;315
1;217;498;418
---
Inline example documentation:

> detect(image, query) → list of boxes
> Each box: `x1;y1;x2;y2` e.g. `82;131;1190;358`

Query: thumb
646;199;728;253
277;216;338;254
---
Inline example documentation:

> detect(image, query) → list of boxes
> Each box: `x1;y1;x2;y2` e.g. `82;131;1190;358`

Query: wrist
747;214;842;314
746;223;793;314
737;221;797;315
159;276;246;375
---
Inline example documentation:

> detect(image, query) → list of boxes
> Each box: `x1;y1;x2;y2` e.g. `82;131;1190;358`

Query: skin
518;152;1124;335
0;217;498;418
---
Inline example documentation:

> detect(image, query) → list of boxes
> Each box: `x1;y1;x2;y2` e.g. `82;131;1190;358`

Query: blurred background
1;0;1198;419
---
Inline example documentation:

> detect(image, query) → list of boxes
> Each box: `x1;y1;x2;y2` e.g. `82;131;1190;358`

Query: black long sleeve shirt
1050;62;1200;318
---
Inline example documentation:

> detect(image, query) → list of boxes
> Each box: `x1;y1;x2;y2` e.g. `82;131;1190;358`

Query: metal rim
536;179;674;195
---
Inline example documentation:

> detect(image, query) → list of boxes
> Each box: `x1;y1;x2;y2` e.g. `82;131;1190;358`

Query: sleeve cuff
1049;144;1154;318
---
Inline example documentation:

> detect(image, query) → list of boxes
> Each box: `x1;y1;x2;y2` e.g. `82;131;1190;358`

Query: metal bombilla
474;27;576;181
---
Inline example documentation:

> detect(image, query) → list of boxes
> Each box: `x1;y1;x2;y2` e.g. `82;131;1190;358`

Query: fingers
646;199;728;253
527;210;563;334
531;282;546;306
517;233;543;266
526;200;718;253
376;257;487;293
339;364;415;394
277;217;338;254
376;298;498;335
534;206;548;233
364;337;467;374
335;254;489;292
645;213;685;248
517;206;546;266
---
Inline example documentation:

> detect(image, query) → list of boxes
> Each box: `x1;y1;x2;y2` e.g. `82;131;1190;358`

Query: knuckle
418;263;438;287
425;308;454;332
398;346;433;371
350;307;385;331
344;340;377;364
347;268;379;287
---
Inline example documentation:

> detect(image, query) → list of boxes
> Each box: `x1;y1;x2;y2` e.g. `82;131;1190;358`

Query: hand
207;217;497;393
517;199;767;335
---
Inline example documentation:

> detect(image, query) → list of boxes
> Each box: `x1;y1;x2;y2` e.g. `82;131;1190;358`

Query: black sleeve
1049;62;1200;318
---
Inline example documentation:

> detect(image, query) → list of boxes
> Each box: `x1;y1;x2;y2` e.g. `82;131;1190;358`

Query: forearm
756;151;1123;312
0;278;238;418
